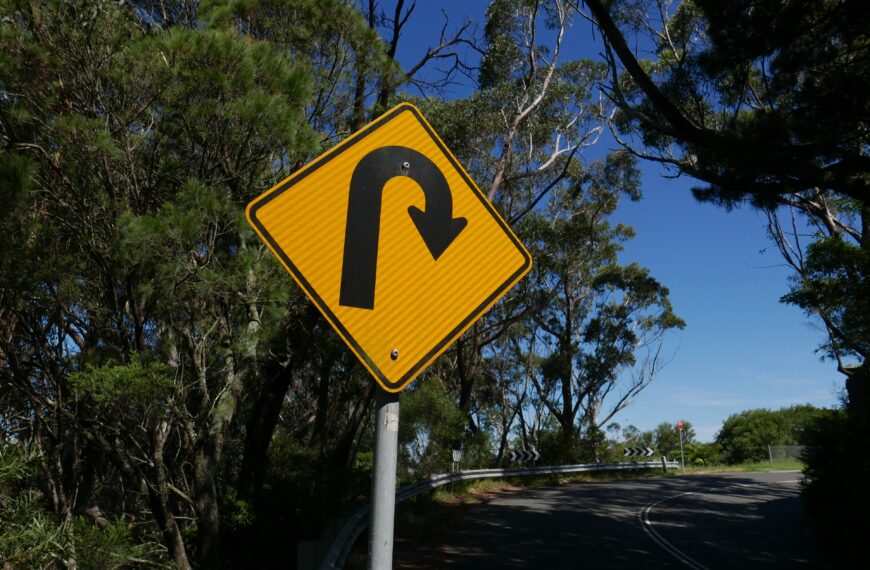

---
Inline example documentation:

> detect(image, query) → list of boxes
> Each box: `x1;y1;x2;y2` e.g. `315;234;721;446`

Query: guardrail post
369;388;400;570
661;456;667;474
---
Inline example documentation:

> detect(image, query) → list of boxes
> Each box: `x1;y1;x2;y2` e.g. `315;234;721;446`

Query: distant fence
768;444;805;463
315;459;680;569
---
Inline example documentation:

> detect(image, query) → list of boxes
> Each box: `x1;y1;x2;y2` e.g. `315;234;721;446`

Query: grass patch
678;459;804;474
421;467;670;505
429;478;513;503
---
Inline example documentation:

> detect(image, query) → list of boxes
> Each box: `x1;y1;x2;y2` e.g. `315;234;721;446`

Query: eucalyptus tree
650;420;695;457
414;0;620;438
519;178;683;461
479;319;540;464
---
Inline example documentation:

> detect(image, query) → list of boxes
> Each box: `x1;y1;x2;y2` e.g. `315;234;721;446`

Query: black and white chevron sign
509;448;541;462
623;447;654;457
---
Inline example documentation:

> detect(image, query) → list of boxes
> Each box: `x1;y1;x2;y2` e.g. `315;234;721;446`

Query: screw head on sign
401;161;410;171
390;349;399;361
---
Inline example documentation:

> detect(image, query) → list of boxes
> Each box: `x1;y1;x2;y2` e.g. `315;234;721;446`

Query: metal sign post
369;388;400;570
677;421;685;471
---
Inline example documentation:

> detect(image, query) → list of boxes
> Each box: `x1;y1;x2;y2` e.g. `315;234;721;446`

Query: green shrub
684;442;721;466
73;517;168;570
0;445;69;568
1;444;169;569
716;405;825;464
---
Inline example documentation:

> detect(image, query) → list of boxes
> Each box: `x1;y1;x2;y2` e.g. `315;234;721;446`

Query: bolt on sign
246;103;531;392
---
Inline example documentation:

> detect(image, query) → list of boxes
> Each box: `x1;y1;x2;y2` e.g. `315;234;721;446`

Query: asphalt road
393;471;856;569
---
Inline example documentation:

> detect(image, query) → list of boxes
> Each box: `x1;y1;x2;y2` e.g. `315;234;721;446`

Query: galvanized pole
369;388;400;570
678;429;685;471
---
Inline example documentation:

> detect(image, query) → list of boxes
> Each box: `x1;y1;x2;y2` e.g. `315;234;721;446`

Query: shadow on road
391;472;856;569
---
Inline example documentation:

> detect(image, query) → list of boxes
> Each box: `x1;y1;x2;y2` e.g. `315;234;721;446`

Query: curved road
394;471;853;569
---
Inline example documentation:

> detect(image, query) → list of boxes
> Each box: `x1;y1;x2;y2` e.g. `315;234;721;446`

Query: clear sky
393;1;841;441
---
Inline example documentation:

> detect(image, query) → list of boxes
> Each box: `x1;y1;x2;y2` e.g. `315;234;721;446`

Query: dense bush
683;442;721;466
715;405;826;464
0;444;167;568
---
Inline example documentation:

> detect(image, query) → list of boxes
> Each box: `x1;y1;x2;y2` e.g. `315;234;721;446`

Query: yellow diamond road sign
246;103;531;392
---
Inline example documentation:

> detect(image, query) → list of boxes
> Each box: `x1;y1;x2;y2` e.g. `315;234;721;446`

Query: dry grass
678;459;803;475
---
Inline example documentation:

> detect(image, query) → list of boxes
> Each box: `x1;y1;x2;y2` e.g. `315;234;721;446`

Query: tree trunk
238;364;294;501
152;423;193;570
846;204;870;418
846;365;870;418
456;326;482;433
310;359;334;454
560;343;575;453
193;439;221;569
329;384;376;470
194;346;245;568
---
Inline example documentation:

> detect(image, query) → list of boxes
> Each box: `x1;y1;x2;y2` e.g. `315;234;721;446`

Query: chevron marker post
623;447;655;458
509;448;541;463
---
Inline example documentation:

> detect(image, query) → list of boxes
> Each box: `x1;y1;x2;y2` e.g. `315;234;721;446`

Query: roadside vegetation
680;460;803;474
394;456;804;511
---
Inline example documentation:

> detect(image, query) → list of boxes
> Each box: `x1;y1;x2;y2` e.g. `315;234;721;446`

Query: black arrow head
408;206;467;260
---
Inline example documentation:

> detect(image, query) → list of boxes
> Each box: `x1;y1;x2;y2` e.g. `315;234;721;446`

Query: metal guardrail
321;459;680;569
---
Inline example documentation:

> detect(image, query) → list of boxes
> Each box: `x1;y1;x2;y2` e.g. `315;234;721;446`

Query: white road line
639;492;710;570
639;477;802;568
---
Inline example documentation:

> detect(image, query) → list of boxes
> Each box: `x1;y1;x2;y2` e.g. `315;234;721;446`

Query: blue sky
392;1;841;441
610;175;840;441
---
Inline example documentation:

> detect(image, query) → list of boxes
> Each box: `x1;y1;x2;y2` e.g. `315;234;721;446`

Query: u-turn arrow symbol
339;146;467;310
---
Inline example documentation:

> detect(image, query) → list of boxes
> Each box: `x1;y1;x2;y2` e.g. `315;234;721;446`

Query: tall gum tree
416;0;619;438
518;180;683;461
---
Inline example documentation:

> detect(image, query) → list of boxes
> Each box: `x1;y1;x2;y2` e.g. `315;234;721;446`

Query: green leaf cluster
716;404;827;464
782;236;870;362
69;355;174;405
400;378;477;478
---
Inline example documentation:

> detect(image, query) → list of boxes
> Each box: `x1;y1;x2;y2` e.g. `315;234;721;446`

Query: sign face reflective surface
247;103;531;392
